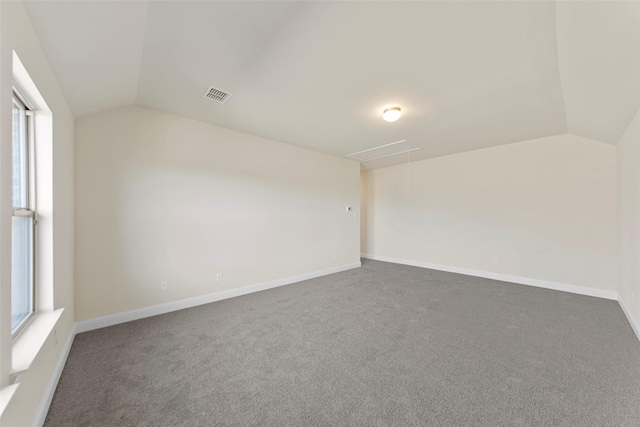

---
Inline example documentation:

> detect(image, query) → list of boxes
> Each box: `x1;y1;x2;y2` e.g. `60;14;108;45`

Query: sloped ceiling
22;1;640;169
556;1;640;145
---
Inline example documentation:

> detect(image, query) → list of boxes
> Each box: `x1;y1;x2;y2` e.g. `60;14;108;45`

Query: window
11;89;36;335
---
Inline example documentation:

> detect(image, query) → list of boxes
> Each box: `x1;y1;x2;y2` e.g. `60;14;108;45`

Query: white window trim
3;51;58;391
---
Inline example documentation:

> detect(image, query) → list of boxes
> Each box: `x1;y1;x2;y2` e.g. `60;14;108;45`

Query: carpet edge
618;297;640;342
360;253;618;300
75;262;361;334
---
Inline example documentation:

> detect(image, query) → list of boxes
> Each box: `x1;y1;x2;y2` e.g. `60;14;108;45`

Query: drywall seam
618;297;640;342
32;325;75;427
360;253;618;300
75;262;361;334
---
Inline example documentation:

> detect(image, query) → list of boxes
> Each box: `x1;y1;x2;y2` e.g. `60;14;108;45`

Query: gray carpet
46;259;640;426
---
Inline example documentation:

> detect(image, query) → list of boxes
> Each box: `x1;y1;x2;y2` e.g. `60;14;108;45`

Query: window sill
10;308;64;384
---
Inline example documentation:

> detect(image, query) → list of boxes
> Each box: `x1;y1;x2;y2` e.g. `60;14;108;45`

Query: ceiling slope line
132;0;151;109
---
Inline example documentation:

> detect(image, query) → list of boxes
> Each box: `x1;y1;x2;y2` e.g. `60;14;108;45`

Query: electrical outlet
216;273;223;282
160;280;168;291
493;258;500;266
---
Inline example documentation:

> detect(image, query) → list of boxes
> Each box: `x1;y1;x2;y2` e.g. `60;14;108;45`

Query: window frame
11;87;37;338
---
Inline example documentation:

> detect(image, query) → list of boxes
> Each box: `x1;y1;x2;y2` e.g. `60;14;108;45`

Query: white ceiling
23;1;640;169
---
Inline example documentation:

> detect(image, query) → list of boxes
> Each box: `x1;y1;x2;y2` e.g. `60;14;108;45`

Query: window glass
11;215;33;332
12;99;27;208
11;94;34;334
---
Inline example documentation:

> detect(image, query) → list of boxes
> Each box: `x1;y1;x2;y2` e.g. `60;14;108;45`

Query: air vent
203;86;232;104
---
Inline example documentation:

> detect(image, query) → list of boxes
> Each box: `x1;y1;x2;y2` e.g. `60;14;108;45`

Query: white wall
75;105;360;321
362;134;618;292
618;109;640;331
360;170;369;252
0;1;75;425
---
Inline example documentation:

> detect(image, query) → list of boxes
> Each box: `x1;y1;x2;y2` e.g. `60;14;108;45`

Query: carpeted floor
46;259;640;426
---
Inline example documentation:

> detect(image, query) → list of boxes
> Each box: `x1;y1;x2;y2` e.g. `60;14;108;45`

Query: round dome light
382;107;402;122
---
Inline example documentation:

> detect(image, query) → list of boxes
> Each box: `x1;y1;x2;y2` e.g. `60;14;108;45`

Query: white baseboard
618;297;640;342
76;262;361;334
360;253;619;300
32;324;76;427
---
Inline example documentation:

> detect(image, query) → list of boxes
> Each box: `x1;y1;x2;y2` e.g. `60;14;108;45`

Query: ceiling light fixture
382;107;402;122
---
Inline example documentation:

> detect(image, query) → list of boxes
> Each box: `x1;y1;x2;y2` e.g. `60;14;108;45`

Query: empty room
1;0;639;426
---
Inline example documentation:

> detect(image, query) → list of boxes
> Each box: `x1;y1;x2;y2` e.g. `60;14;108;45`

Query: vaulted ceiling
23;1;640;169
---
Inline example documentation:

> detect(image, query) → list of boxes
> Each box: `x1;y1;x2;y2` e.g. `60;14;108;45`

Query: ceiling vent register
203;86;232;103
